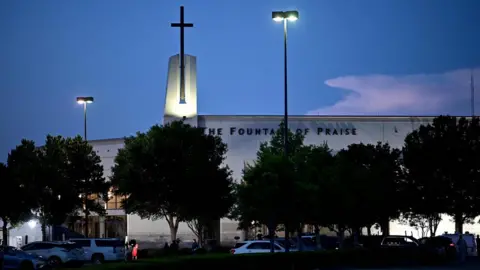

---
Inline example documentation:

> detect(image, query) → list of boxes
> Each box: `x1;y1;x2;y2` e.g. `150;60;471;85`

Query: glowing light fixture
271;10;299;22
76;96;94;104
28;220;36;229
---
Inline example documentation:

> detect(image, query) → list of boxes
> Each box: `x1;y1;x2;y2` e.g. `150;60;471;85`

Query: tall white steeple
163;54;198;123
164;6;198;125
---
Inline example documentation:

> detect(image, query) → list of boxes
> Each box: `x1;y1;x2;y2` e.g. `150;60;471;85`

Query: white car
21;241;85;267
69;238;124;264
230;240;287;254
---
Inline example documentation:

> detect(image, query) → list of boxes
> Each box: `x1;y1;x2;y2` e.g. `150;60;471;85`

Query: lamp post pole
83;102;87;140
283;17;289;162
76;96;94;141
76;96;94;237
272;10;299;253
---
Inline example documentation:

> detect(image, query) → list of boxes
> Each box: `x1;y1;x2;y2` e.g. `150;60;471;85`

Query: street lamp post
76;97;94;141
272;10;298;253
76;96;94;237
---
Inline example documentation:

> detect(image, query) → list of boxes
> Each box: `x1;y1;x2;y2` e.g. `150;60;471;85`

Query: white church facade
85;53;480;247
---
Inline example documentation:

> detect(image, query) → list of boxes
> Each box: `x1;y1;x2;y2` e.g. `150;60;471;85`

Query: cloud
308;68;480;116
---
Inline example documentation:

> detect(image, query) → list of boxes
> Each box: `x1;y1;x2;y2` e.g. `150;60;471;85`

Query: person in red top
132;242;139;260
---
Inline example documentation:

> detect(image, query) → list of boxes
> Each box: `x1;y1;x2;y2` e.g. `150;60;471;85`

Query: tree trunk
169;224;177;242
284;224;291;252
84;212;89;238
166;215;180;243
337;226;345;249
297;226;304;251
454;213;463;234
380;219;390;236
41;220;47;241
314;224;322;250
353;227;360;247
430;216;440;236
2;221;8;246
267;221;276;253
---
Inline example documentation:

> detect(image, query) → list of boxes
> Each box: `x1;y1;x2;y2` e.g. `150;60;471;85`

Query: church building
63;6;480;247
81;50;480;247
4;7;479;249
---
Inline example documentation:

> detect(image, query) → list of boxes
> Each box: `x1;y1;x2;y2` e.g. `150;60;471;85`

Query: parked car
69;238;124;264
381;235;419;248
1;246;48;270
21;241;84;268
230;240;287;254
442;232;477;256
418;236;456;260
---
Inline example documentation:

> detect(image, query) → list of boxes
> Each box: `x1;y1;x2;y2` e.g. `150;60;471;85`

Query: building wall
90;116;480;246
1;220;44;248
197;115;480;240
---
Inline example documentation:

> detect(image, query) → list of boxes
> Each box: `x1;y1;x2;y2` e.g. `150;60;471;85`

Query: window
234;242;246;248
60;243;81;250
95;240;123;247
72;240;91;247
34;243;55;250
247;242;270;250
107;194;126;210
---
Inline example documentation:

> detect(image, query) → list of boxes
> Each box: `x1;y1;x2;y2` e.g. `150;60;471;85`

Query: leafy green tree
7;137;81;240
402;116;480;233
300;144;336;248
233;121;308;252
65;136;110;237
111;121;232;242
182;131;235;246
235;153;293;251
0;162;32;246
333;143;402;242
402;124;448;236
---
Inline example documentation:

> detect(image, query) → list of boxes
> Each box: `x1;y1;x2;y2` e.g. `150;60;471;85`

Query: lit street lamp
271;9;299;253
76;96;94;141
271;10;298;157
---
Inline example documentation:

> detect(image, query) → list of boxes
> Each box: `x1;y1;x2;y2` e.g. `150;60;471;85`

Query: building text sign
199;122;358;136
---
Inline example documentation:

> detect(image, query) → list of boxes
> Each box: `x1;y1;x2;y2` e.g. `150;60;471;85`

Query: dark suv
418;236;456;260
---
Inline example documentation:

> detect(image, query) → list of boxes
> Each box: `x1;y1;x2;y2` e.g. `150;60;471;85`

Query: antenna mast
471;69;475;117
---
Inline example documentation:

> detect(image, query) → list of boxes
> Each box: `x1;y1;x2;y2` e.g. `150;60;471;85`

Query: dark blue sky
1;0;479;160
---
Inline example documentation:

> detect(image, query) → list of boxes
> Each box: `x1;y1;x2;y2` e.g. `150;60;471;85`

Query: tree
300;144;336;249
182;131;235;246
233;121;308;252
7;137;81;240
402;124;448;236
332;142;402;244
111;120;232;242
402;116;480;234
0;162;32;246
65;136;110;237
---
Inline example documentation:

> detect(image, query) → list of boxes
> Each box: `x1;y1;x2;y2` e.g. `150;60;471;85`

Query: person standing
457;235;468;263
191;239;199;254
132;242;139;261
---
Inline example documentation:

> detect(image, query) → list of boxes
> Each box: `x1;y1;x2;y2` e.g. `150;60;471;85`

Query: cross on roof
171;6;194;104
